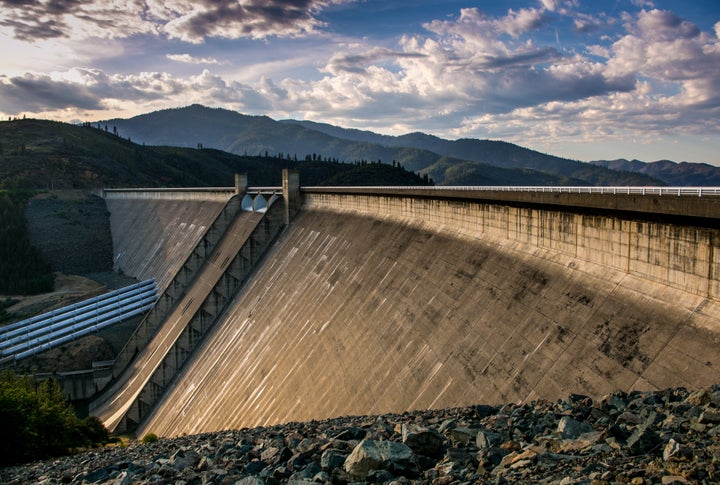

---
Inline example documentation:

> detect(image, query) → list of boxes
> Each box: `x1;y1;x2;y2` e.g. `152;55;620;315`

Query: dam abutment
91;178;295;432
115;200;287;432
107;193;244;379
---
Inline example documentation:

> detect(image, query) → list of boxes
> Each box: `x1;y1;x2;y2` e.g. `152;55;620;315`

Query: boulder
401;424;445;457
343;439;414;478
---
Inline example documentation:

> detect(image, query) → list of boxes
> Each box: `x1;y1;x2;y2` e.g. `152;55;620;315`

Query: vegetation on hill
0;190;54;295
0;119;430;189
0;370;110;466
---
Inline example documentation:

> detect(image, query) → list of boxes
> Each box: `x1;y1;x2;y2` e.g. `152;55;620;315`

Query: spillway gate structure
89;170;299;433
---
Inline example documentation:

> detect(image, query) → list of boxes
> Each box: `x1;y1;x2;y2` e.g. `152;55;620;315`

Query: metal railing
302;186;720;197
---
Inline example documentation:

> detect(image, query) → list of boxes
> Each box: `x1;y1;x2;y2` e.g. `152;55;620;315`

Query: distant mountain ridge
102;104;666;187
285;119;720;186
591;159;720;187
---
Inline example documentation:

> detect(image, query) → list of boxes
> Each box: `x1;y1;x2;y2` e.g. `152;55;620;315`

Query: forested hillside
0;118;432;296
0;118;430;189
592;159;720;186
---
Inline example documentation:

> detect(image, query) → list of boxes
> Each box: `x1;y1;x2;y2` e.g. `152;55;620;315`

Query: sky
0;1;719;165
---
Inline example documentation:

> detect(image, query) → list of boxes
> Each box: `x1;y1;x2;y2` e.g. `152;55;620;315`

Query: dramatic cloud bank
0;0;718;163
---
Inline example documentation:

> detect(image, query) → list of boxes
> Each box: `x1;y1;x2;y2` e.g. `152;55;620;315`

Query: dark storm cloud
0;73;101;112
0;0;346;42
476;46;561;70
0;0;151;41
485;70;636;113
0;0;81;40
163;0;341;42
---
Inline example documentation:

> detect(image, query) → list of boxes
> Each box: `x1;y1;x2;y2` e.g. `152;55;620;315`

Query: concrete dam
88;174;720;438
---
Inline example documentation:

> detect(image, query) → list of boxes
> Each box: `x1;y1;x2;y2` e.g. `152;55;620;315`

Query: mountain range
101;104;720;187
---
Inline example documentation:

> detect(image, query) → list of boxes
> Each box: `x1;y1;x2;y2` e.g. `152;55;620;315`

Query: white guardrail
303;186;720;197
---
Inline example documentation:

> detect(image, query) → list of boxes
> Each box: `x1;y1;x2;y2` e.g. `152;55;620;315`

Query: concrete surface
134;196;720;438
105;194;229;292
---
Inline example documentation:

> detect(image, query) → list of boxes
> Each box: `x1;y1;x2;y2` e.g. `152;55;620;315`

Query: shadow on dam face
135;207;720;438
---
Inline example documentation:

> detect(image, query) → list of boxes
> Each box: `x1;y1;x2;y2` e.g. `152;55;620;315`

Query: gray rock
448;426;479;445
343;439;413;478
662;438;692;462
235;477;265;485
320;449;347;469
476;430;502;450
699;408;720;424
556;416;593;439
401;424;444;457
626;421;661;455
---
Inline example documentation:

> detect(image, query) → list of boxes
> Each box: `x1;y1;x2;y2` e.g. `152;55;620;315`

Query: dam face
100;187;720;438
104;189;234;293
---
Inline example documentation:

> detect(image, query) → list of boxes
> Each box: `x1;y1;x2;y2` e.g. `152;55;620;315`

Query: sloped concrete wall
105;195;229;292
137;199;720;438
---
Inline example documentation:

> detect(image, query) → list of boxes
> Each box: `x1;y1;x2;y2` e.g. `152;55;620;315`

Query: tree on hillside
0;370;110;466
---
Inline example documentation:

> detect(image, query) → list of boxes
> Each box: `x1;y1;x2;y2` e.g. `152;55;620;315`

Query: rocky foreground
2;387;719;485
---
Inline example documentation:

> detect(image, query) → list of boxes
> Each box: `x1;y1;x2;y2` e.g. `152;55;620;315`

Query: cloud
1;3;718;165
0;0;353;43
0;71;102;113
607;9;720;88
286;5;719;158
0;0;155;41
323;47;425;75
0;67;277;118
157;0;339;43
572;12;615;34
166;53;219;65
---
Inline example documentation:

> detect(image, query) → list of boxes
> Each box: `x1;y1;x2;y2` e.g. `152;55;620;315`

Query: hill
592;159;720;186
285;119;667;186
0;118;430;190
102;104;662;186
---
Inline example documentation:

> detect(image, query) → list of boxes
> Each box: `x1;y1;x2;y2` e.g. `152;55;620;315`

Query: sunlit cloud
166;53;220;65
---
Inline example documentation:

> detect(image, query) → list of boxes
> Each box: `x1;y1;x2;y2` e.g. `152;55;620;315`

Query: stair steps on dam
107;195;245;380
90;199;287;433
0;280;158;366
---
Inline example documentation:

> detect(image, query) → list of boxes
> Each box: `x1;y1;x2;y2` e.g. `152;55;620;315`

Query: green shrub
0;370;110;465
141;433;158;444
